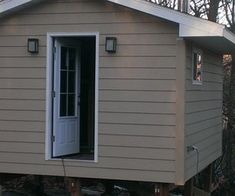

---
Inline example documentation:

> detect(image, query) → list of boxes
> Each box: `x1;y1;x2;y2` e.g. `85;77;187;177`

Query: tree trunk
207;0;220;22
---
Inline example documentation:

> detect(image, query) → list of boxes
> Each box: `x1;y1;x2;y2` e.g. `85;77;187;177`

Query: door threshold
55;153;94;161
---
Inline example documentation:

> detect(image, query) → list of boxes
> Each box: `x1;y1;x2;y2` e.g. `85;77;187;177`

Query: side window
192;48;203;84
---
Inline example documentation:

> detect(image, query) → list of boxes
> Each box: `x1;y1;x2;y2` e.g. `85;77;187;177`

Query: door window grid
60;47;76;117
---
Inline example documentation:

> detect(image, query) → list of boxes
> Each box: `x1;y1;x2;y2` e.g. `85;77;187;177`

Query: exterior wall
184;43;223;181
0;0;178;183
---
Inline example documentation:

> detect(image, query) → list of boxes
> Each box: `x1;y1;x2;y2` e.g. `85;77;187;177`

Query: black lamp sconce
105;37;117;53
28;38;39;54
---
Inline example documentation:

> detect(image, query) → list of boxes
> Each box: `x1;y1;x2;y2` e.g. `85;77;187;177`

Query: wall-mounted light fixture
28;38;39;54
105;37;117;53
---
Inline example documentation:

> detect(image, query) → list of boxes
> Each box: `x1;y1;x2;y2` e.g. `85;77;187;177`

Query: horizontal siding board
185;80;223;91
1;12;159;25
0;23;177;36
100;34;177;45
0;79;45;89
185;148;221;180
20;1;123;14
100;68;176;80
99;102;176;114
185;91;222;102
0;47;46;57
99;123;175;137
0;57;46;68
100;79;176;91
0;142;44;153
186;69;223;83
0;46;176;58
185;134;221;167
0;120;44;132
0;89;45;100
99;146;175;160
98;157;175;171
185;116;222;136
186;52;222;67
99;134;175;149
0;152;175;172
100;45;176;57
185;125;222;146
186;57;222;70
0;68;45;78
186;108;221;124
99;90;176;103
186;142;222;170
0;131;44;143
0;34;177;46
0;100;45;111
0;110;44;121
100;56;176;68
100;113;176;125
0;162;175;183
185;100;222;113
0;36;46;47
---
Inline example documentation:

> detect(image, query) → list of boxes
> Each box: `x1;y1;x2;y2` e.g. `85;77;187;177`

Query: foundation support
204;164;212;192
155;183;169;196
184;178;193;196
68;178;81;196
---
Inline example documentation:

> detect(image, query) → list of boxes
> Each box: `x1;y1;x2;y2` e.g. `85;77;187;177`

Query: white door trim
46;32;99;162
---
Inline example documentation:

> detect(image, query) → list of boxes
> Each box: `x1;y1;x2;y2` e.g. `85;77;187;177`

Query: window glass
69;48;76;70
60;94;67;117
68;94;75;116
59;47;77;117
192;49;203;84
61;47;67;70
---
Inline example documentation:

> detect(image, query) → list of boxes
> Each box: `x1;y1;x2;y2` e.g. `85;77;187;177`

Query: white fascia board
179;24;224;37
223;28;235;45
0;0;32;13
107;0;226;38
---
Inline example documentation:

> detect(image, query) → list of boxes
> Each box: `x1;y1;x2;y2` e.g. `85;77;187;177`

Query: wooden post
155;183;169;196
68;178;81;196
184;178;193;196
204;164;212;193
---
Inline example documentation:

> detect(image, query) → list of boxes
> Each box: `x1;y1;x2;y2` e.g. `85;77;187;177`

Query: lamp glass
105;37;117;53
28;39;39;53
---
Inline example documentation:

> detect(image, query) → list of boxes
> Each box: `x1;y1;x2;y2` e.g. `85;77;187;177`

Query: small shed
0;0;234;186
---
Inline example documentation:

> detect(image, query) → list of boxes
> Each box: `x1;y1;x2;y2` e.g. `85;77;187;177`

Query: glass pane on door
59;47;77;117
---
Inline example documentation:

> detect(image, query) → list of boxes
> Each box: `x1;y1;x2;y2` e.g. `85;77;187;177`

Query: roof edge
107;0;226;38
0;0;32;13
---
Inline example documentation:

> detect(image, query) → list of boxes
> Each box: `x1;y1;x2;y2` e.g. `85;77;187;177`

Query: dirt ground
0;175;155;196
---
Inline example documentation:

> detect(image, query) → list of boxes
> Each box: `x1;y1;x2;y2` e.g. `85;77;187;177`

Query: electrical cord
62;158;67;188
192;145;199;174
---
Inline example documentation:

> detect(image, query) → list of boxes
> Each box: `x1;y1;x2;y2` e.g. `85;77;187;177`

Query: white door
53;39;80;157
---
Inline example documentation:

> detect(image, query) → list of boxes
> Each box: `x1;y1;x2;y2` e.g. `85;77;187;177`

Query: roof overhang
108;0;235;53
0;0;42;17
0;0;32;13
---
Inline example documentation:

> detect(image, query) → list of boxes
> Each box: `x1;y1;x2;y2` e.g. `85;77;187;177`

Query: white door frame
46;32;99;162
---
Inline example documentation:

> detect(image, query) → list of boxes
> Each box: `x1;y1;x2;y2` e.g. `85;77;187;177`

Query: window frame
192;47;203;85
46;32;99;162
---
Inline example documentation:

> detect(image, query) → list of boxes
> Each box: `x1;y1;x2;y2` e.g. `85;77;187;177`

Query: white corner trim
107;0;226;38
0;0;32;13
